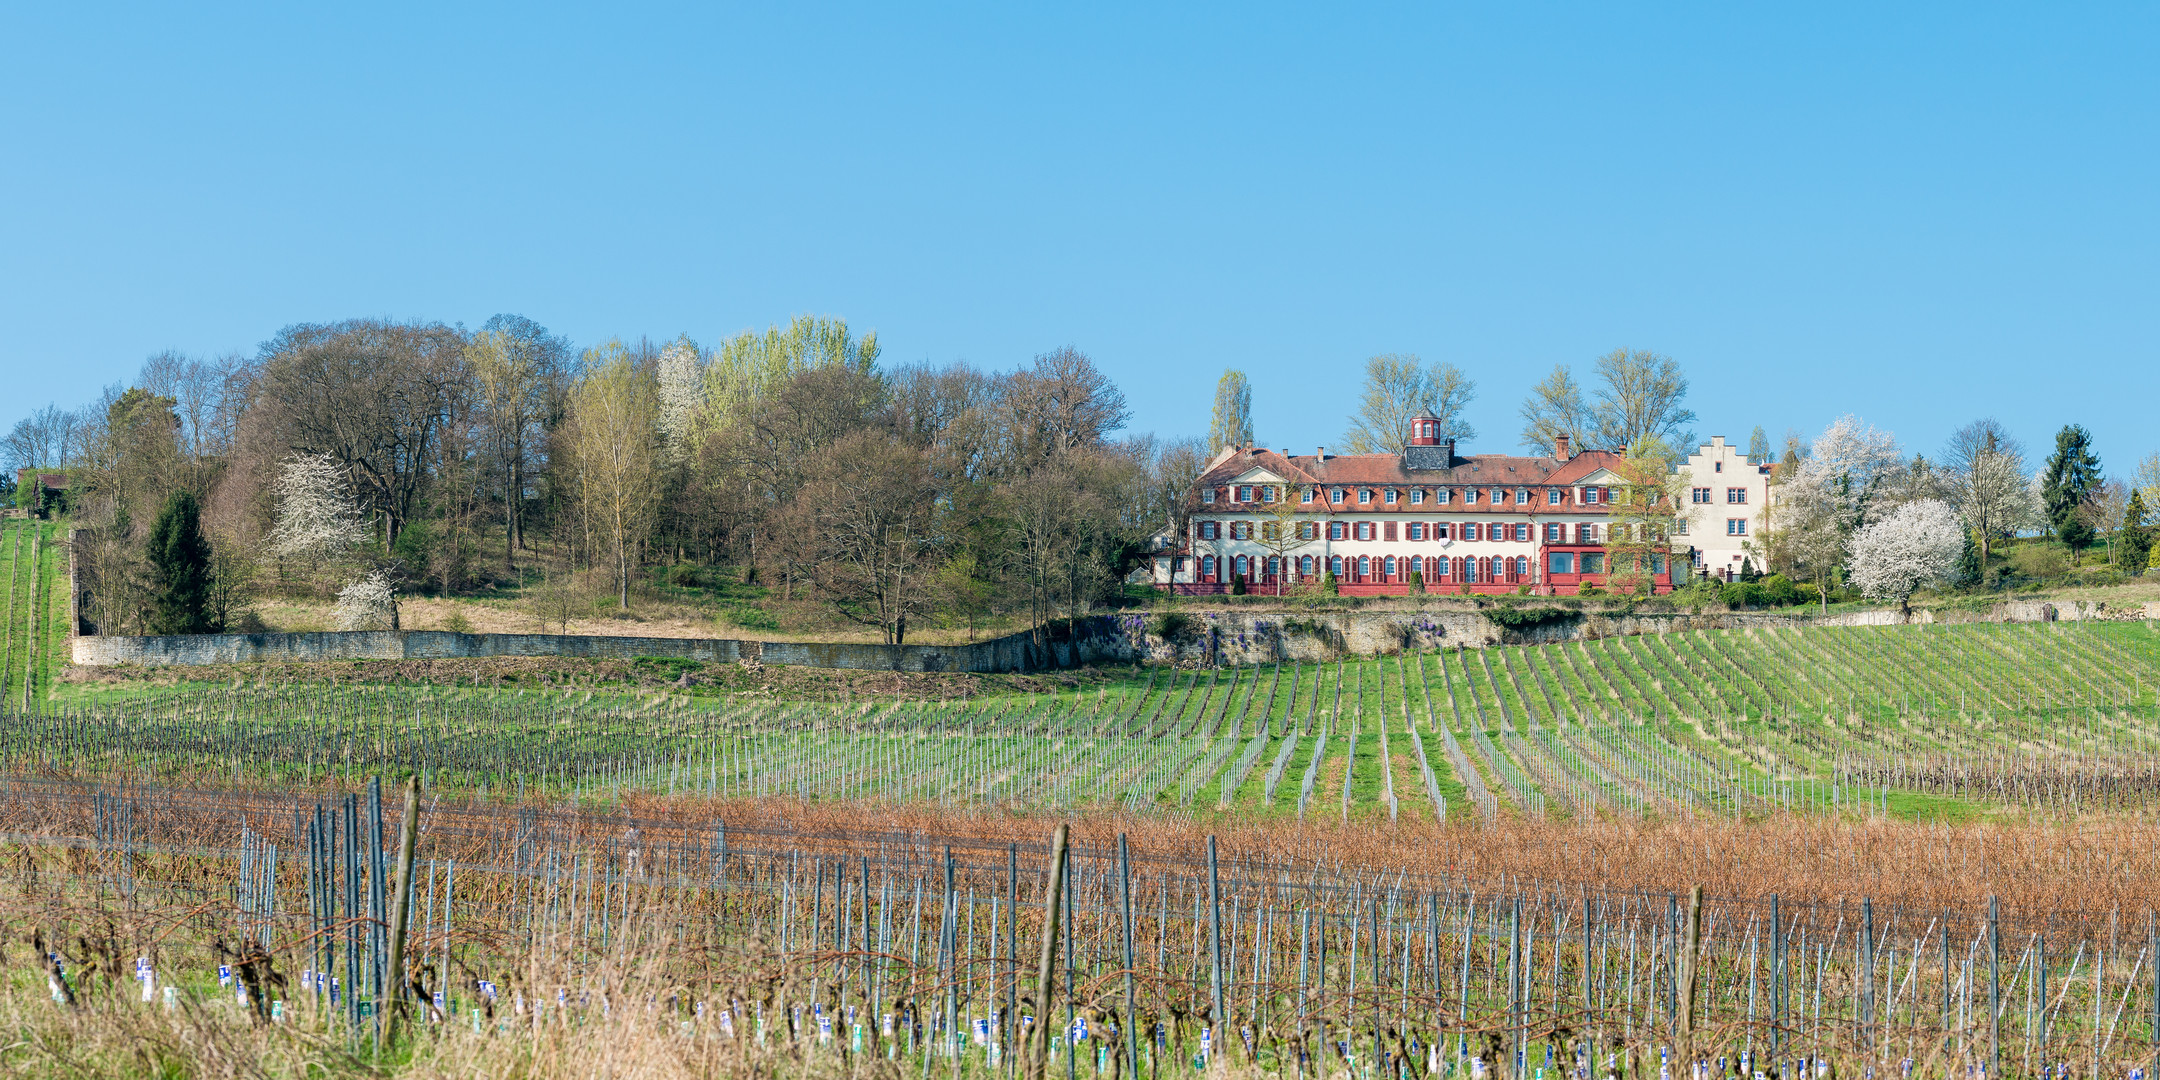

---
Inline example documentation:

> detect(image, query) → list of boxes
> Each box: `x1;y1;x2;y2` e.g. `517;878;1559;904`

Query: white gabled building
1674;435;1775;581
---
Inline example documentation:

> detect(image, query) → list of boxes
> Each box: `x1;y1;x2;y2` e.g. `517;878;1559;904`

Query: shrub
1321;572;1339;595
1150;611;1195;642
2009;544;2070;580
1230;575;1247;595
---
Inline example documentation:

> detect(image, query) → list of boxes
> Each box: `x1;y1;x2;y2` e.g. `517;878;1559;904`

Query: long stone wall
67;598;2157;672
71;626;1116;673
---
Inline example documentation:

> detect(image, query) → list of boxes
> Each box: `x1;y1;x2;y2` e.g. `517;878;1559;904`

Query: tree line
4;315;1208;644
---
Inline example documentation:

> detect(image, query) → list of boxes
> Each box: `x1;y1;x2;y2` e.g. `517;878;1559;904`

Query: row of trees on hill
4;315;1208;643
1765;416;2156;609
10;326;2155;637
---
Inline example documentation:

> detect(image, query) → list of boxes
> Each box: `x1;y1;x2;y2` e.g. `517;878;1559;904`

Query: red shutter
1384;522;1398;542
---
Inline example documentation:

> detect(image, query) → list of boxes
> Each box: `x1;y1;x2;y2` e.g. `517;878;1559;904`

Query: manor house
1150;420;1770;596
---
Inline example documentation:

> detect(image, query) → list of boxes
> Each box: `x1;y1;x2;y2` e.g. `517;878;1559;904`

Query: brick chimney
1315;446;1325;460
1555;433;1571;459
1440;438;1456;464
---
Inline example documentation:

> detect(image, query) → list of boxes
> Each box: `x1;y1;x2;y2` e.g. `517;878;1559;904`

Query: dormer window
1465;489;1478;505
1302;487;1315;504
1493;489;1507;504
1548;488;1563;503
1331;488;1345;505
1202;488;1216;504
1410;488;1425;506
1436;488;1451;505
1384;489;1398;505
1358;489;1373;505
1236;485;1253;502
1517;489;1531;504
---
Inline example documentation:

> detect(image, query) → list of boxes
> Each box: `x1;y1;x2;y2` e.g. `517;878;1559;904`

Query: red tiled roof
1197;446;1635;513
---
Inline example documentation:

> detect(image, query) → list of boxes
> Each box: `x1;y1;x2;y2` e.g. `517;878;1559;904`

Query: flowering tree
333;568;398;630
1847;499;1963;610
265;453;368;562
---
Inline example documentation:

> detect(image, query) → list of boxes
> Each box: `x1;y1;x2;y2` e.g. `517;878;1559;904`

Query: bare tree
1003;347;1132;462
1344;354;1476;455
1943;419;2030;575
246;318;469;546
470;314;572;569
784;430;940;644
1518;364;1593;454
1589;348;1696;450
561;345;661;609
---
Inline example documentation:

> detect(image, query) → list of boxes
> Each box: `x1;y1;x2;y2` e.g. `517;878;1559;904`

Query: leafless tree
245;319;469;547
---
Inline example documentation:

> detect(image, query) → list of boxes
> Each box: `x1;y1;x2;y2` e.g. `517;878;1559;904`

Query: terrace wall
70;627;1125;673
66;598;2158;672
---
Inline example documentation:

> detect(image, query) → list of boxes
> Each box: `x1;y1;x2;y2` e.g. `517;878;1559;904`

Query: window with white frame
1202;488;1216;504
1384;488;1398;505
1409;522;1425;540
1236;485;1252;503
1464;489;1478;505
1547;488;1563;504
1358;489;1373;504
1437;488;1452;505
1261;485;1277;503
1331;488;1345;504
1410;488;1425;505
1301;487;1315;504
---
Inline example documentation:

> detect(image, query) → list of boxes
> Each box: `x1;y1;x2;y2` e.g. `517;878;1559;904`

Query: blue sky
3;4;2153;469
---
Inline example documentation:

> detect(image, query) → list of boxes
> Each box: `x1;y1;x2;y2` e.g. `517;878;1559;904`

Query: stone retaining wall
71;627;1114;673
68;599;2158;672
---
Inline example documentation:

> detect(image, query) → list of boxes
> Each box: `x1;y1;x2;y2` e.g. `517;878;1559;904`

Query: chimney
1555;433;1571;459
1315;446;1326;460
1440;438;1456;464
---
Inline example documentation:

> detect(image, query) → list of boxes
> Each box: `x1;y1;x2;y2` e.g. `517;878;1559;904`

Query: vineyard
0;519;65;711
27;618;2160;822
4;609;2159;1076
5;774;2160;1079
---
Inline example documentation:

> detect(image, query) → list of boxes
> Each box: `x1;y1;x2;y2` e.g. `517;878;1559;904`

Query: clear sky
3;4;2153;469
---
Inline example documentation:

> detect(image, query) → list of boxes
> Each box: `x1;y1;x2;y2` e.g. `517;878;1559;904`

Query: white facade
1675;436;1773;580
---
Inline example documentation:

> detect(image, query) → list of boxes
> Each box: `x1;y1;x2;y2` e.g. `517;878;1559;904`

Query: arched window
1200;556;1216;581
1329;555;1344;577
1382;556;1396;579
1516;556;1529;580
1299;555;1314;576
1357;556;1370;581
1233;555;1248;578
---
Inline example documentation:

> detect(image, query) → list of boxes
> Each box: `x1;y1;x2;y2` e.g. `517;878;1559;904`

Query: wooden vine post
1026;822;1071;1080
1675;885;1704;1079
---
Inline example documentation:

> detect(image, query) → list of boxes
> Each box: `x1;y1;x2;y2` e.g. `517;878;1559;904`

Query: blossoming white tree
265;453;368;562
333;568;398;630
1847;498;1963;610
